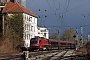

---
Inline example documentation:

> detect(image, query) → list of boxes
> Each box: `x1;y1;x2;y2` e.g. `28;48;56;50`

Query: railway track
28;49;86;60
28;49;76;60
0;49;86;60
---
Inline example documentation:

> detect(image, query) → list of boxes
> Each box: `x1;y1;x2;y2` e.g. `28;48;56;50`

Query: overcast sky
26;0;90;38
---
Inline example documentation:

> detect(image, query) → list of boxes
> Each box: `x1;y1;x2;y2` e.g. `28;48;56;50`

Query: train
30;36;76;51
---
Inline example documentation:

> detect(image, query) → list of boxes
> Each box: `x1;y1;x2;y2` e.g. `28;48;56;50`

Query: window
44;33;46;37
41;29;46;32
29;17;30;21
31;26;33;31
25;15;26;20
29;17;32;21
25;34;26;40
38;32;40;34
38;28;40;30
27;24;28;30
27;24;30;31
25;24;26;30
27;34;29;40
29;17;32;22
27;16;28;21
27;25;29;30
29;34;30;39
29;25;30;31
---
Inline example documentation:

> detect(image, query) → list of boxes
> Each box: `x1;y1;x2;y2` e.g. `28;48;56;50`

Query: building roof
2;1;37;18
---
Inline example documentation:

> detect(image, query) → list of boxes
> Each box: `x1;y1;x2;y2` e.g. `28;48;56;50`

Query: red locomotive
30;36;75;51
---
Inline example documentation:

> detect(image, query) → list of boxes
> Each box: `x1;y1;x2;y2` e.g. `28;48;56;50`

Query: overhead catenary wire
25;0;90;20
24;1;90;21
45;0;57;18
55;0;90;28
25;0;90;29
45;0;66;31
27;0;90;16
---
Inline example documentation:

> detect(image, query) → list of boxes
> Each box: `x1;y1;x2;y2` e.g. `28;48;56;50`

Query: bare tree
61;28;75;42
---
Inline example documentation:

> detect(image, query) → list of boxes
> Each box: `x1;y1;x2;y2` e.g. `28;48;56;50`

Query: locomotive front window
30;38;37;44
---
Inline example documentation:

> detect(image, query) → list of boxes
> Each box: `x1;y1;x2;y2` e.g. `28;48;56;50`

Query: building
2;1;38;47
0;0;26;7
0;0;14;3
37;26;49;39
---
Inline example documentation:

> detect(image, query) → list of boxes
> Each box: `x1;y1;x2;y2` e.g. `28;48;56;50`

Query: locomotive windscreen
30;38;38;44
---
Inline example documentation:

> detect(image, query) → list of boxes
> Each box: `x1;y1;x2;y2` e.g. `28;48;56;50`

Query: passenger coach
30;36;75;51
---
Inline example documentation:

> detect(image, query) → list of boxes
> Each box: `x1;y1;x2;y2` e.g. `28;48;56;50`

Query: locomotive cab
30;37;50;51
30;37;40;51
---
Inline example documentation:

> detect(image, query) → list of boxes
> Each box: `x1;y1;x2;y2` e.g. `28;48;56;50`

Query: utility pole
58;29;60;50
80;26;83;47
73;29;78;50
